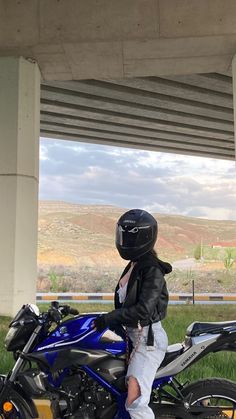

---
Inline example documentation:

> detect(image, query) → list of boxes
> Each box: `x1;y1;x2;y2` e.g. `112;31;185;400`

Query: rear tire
182;378;236;418
152;378;236;418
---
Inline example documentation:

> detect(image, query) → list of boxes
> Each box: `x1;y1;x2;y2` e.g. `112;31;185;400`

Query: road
172;258;199;270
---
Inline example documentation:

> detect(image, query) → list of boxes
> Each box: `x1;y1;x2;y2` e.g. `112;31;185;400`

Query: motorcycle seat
186;320;236;337
166;343;184;353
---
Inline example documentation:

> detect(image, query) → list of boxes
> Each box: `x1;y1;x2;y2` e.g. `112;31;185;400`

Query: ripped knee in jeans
126;376;141;408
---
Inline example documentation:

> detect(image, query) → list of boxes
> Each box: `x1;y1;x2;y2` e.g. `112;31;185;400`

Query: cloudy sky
39;138;236;221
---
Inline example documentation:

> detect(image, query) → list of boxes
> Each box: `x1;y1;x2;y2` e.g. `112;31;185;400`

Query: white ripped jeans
126;322;168;419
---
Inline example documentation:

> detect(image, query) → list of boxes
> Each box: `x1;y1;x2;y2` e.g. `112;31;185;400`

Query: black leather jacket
104;253;172;341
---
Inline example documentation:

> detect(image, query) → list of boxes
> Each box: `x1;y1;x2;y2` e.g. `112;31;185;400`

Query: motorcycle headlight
29;304;40;316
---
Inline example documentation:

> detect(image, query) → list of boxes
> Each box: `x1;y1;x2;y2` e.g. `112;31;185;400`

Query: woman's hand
92;315;107;332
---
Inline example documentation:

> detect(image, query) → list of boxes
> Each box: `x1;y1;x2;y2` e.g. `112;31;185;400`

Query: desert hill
37;201;236;293
38;201;236;266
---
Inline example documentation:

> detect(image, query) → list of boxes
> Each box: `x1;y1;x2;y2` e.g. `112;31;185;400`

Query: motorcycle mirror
51;301;60;309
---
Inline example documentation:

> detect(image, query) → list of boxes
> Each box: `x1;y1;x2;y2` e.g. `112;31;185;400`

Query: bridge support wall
232;55;236;162
0;57;40;316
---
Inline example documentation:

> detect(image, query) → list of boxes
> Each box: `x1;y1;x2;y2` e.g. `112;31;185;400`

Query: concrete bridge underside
41;73;235;160
1;0;236;316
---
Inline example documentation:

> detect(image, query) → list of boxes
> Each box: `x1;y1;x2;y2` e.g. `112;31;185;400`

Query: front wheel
0;403;29;419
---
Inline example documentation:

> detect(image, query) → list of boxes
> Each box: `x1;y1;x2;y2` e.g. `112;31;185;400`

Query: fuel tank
34;313;126;356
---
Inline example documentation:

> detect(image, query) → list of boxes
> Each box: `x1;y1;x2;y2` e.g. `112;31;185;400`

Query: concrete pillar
0;57;40;316
232;55;236;162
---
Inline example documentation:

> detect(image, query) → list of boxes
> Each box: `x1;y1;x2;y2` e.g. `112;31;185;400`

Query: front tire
0;404;29;419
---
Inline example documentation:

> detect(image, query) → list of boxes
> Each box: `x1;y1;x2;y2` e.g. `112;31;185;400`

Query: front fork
0;325;42;418
9;325;42;383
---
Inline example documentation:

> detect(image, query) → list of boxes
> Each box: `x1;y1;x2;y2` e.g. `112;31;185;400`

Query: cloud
39;138;236;221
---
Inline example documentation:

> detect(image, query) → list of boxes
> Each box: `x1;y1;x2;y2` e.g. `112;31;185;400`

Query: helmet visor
116;224;153;248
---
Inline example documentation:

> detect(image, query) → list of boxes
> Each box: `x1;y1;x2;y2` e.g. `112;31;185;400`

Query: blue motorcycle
0;301;236;418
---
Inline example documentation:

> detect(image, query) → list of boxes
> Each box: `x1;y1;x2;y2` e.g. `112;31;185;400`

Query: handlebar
68;307;80;316
47;302;79;325
10;302;80;329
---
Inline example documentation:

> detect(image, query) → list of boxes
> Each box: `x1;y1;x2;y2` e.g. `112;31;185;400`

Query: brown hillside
38;201;236;266
71;214;116;236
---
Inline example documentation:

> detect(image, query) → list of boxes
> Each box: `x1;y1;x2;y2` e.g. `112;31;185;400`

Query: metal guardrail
36;293;236;304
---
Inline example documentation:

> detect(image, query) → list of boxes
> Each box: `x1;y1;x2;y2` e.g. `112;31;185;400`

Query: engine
59;369;116;419
17;367;116;419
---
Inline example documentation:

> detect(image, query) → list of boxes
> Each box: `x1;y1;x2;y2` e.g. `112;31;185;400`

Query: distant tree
194;244;201;260
224;248;234;270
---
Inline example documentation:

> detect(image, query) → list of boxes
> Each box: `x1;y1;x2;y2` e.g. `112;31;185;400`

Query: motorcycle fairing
30;347;117;372
155;333;221;378
34;314;126;356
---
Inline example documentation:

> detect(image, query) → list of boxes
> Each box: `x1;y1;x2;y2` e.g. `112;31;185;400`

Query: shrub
48;271;59;292
194;244;201;260
224;249;234;270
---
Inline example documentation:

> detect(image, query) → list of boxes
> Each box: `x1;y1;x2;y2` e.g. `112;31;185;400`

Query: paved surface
172;258;199;270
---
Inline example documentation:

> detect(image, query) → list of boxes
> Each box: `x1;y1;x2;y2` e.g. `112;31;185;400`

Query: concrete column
0;57;40;316
232;55;236;162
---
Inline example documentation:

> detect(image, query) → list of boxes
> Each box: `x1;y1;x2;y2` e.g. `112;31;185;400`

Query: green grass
162;305;236;382
202;246;236;261
0;315;14;373
0;304;236;383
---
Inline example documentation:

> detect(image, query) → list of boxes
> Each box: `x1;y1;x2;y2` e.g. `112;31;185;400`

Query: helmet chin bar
117;243;154;261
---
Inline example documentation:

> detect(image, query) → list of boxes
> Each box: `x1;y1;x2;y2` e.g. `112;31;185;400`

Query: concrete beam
40;112;234;147
102;77;233;108
40;121;234;154
159;0;236;38
39;0;159;43
43;80;233;121
40;72;235;160
163;73;233;95
232;55;236;161
41;130;234;161
41;85;233;132
2;0;236;46
41;101;233;143
1;1;236;79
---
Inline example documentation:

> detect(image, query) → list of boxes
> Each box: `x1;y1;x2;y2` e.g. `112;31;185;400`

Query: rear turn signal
3;402;13;413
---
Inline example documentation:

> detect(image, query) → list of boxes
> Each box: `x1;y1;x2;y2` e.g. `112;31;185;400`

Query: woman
93;209;172;419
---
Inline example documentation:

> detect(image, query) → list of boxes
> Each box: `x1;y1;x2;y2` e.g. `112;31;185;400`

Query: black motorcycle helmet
115;209;158;260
